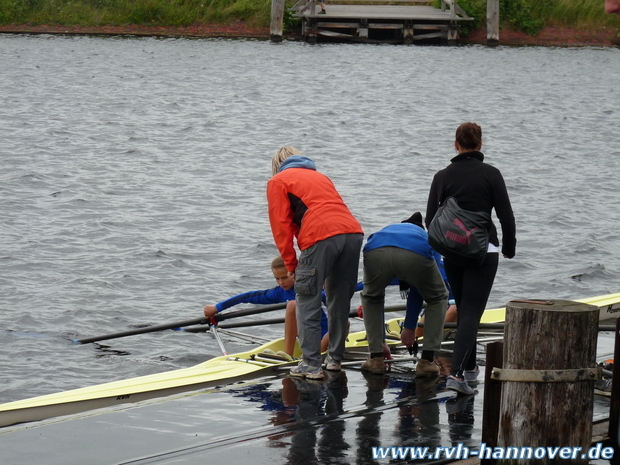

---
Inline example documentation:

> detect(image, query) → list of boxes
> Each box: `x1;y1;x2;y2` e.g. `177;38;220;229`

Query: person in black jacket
425;122;516;395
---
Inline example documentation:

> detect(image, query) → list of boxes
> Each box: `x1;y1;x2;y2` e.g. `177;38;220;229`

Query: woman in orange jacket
267;146;363;380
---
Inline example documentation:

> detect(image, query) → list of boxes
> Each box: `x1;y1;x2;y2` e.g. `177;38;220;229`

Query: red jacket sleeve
267;178;299;272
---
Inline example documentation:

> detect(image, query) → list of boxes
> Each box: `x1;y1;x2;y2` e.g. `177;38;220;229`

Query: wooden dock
289;0;472;44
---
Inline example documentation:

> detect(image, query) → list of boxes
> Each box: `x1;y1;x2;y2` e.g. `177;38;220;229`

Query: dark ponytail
455;122;482;151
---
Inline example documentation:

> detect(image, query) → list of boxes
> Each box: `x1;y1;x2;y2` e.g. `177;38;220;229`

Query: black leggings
444;252;499;376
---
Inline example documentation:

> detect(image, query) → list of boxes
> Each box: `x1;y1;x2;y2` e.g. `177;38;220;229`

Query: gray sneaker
290;361;324;379
324;354;341;371
464;366;480;383
594;378;612;396
447;376;476;395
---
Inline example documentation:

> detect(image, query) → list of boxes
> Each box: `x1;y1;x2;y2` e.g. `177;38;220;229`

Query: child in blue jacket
203;256;329;357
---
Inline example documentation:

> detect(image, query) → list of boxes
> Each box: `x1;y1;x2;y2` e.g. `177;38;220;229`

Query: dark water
1;34;619;462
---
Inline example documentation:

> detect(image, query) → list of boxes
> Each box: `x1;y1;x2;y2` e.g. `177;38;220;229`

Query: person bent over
267;146;363;380
361;212;448;376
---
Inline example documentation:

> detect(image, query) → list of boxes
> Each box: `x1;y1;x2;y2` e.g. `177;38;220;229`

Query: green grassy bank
0;0;275;27
0;0;618;35
447;0;620;35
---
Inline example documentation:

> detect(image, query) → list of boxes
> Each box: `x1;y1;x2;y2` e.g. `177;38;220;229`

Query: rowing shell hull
0;338;300;428
1;292;618;428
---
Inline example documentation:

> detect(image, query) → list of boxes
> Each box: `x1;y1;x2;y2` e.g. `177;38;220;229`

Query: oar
73;302;287;344
180;318;287;332
185;308;363;332
73;317;210;344
191;309;364;331
182;307;439;332
214;303;286;321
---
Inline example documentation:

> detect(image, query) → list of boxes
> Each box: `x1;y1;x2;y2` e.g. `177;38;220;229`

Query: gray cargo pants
295;233;363;367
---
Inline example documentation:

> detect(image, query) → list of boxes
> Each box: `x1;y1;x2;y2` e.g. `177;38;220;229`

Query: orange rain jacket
267;161;363;272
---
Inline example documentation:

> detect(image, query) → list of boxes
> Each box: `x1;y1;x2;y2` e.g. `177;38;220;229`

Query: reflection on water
447;394;476;446
356;371;384;464
225;365;478;465
288;374;348;464
396;374;442;450
0;356;615;465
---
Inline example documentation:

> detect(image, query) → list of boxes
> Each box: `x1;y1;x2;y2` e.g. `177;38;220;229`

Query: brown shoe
361;356;385;374
415;358;440;377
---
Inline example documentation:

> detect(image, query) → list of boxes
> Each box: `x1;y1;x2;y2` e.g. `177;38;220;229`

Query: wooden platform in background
291;0;472;44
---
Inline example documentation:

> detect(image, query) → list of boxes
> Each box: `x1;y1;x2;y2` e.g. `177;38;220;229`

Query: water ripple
1;35;619;403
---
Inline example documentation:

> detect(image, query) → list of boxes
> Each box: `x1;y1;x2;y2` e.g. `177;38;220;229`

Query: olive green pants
361;247;448;354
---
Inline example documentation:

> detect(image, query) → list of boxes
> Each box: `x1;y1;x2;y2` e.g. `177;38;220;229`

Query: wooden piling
270;0;286;42
486;0;499;46
481;341;503;465
496;300;600;464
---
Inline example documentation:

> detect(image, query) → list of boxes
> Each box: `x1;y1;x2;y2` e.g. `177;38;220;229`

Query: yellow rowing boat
1;292;618;428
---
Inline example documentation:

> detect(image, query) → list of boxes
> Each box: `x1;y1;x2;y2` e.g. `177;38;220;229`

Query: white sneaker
290;361;324;379
324;354;341;371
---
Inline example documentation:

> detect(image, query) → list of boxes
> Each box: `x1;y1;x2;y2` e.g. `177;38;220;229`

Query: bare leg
284;300;298;356
320;320;349;353
445;305;458;324
320;333;329;353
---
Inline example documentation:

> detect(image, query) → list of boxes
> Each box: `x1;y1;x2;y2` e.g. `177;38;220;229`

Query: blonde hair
272;146;302;176
271;256;286;270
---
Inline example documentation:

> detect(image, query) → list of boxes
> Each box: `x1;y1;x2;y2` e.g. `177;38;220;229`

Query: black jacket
425;151;517;259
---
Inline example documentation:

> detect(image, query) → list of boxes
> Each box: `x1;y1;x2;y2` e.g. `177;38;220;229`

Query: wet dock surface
0;341;614;465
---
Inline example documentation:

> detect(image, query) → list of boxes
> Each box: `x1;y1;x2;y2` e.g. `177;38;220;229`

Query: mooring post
358;18;369;41
486;0;499;46
270;0;286;42
481;341;503;465
495;300;600;464
403;19;413;44
609;317;620;457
